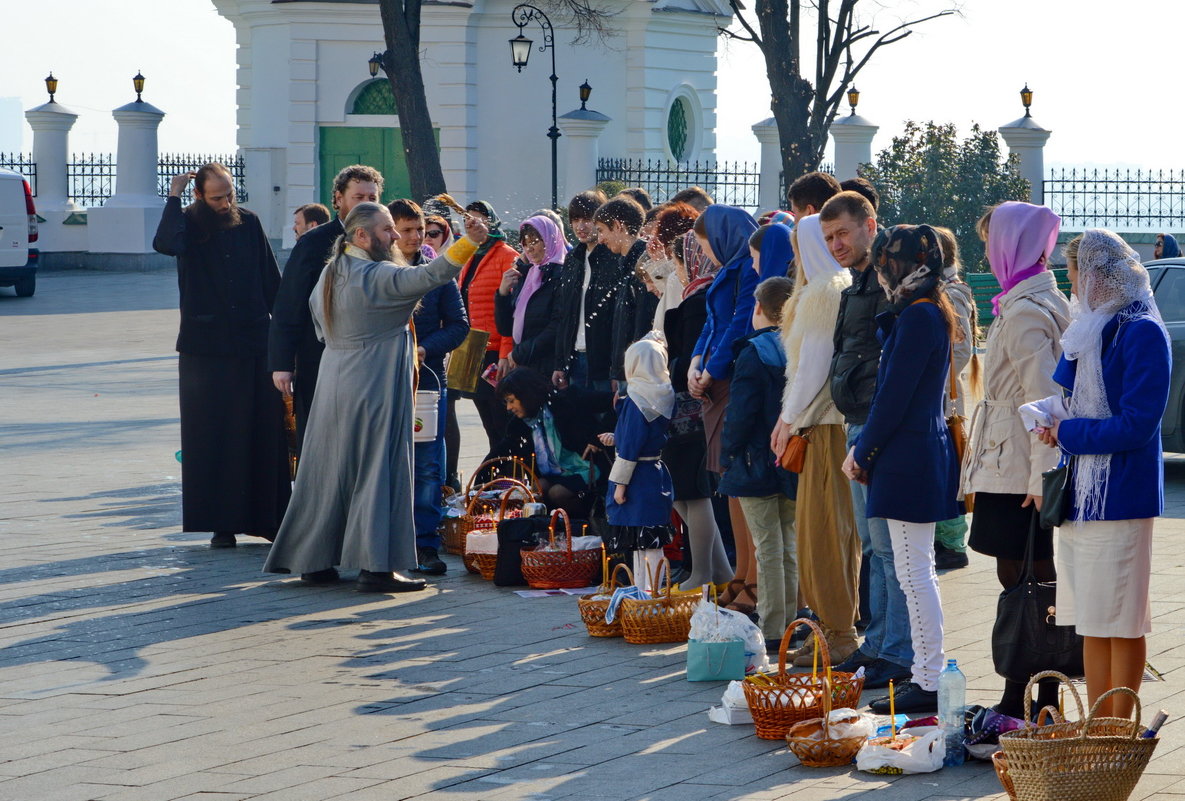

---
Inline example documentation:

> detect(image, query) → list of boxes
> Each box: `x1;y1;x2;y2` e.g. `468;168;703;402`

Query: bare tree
377;0;615;202
721;0;957;185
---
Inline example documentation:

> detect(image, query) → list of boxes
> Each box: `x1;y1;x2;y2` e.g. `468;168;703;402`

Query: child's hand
613;484;627;505
598;432;615;447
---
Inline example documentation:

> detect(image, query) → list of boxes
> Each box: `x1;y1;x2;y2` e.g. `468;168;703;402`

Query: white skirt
1056;518;1153;638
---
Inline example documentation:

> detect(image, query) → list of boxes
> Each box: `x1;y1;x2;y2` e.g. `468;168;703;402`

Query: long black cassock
154;197;292;538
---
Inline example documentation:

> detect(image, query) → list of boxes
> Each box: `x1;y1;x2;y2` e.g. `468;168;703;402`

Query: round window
667;98;689;162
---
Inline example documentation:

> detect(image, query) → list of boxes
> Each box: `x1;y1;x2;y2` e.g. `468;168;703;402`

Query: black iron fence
157;153;248;203
1044;168;1185;230
67;153;115;208
596;158;760;208
0;153;37;195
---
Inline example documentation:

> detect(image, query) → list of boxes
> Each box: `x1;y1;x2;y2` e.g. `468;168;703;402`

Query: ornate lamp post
579;79;592;111
133;71;146;102
509;3;560;209
1020;83;1033;117
847;86;860;116
45;72;58;103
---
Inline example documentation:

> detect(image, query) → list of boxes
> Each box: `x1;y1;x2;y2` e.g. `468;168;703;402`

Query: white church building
211;0;730;247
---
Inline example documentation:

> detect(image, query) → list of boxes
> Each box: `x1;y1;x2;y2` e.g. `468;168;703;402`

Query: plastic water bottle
938;658;966;767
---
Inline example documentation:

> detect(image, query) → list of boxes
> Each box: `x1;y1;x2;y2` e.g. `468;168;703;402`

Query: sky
0;0;1179;173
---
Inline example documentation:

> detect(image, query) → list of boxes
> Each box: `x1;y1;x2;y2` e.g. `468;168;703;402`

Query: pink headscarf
987;201;1061;316
513;215;568;342
680;230;718;300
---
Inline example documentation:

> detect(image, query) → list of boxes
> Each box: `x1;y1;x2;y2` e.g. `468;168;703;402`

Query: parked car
1144;258;1185;451
0;167;38;297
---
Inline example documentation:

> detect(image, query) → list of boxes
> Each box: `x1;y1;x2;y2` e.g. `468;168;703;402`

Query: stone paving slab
1;271;1184;800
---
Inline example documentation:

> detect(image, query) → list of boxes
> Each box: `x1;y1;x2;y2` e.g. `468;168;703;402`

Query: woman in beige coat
962;201;1070;717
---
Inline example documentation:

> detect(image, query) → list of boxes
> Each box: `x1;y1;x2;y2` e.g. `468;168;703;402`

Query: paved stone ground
1;271;1184;801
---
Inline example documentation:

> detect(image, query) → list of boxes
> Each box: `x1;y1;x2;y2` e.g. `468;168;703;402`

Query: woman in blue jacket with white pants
1038;229;1170;718
843;225;961;713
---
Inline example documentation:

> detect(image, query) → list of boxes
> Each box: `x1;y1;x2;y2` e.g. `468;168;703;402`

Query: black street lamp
45;72;58;103
133;70;145;102
509;3;560;209
579;79;592;111
369;51;386;78
1020;83;1033;117
847;86;860;116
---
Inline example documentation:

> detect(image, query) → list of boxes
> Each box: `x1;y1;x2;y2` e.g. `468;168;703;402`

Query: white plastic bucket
413;389;440;442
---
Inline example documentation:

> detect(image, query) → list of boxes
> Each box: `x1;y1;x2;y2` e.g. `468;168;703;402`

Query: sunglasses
426;229;446;238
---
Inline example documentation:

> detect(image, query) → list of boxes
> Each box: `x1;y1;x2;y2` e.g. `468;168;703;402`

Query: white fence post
87;97;166;254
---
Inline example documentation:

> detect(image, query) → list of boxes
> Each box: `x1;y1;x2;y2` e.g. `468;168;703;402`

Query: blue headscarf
702;205;758;274
1161;234;1181;258
756;223;794;279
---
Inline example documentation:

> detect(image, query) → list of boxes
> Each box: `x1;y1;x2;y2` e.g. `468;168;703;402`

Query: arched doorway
318;80;438;207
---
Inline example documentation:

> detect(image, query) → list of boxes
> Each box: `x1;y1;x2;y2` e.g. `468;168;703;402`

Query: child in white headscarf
597;335;677;591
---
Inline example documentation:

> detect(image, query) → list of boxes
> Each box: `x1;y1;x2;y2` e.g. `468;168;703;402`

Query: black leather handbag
991;510;1084;683
1040;457;1074;530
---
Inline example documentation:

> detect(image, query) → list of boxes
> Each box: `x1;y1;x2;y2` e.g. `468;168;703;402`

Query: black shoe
412;546;447;576
446;473;462;493
862;658;914;689
669;566;692;587
765;637;785;655
356;570;428;594
210;532;237;549
868;681;937;714
835;649;877;674
934;544;970;571
300;567;340;585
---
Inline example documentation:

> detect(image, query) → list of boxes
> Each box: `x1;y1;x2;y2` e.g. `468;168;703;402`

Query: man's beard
190;197;242;236
366;239;394;263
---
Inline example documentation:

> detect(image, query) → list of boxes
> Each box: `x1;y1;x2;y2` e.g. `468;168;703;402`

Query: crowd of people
153;161;1170;723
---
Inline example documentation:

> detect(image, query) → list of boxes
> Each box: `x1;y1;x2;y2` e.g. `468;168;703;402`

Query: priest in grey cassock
264;202;486;592
153;164;292;549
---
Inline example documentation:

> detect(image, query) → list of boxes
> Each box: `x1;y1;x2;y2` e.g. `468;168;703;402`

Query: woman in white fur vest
771;214;860;666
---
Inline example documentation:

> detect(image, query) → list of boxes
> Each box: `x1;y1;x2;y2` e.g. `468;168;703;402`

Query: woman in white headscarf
1038;229;1171;717
772;214;859;668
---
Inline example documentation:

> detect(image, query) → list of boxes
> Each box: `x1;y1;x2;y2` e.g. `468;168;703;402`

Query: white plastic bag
855;727;945;774
825;709;876;740
707;680;753;725
688;600;769;674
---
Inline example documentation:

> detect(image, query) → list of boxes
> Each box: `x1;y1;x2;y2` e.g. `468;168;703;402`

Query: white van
0;167;38;297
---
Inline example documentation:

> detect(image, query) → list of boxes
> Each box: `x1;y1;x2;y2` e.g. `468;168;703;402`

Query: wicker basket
998;671;1157;801
467;456;541;496
469;552;498;581
461;482;533;575
993;751;1018;801
444;459;539;555
578;563;635;638
786;677;867;768
742;618;865;741
619;558;700;645
520;509;601;590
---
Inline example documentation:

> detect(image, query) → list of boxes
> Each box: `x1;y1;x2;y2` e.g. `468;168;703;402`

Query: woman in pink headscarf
495;214;569;374
961;201;1072;719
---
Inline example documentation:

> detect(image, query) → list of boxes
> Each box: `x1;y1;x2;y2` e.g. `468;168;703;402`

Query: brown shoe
793;631;859;667
725;583;758;616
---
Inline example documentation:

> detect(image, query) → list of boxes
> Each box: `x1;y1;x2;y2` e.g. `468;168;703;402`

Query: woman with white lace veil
1038;229;1171;717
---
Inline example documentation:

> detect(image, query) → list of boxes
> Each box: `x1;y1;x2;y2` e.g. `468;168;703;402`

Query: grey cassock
264;248;461;575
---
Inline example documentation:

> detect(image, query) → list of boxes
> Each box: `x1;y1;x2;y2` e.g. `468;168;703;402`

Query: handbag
687;638;746;682
779;427;812;473
990;509;1084;684
1040;458;1073;530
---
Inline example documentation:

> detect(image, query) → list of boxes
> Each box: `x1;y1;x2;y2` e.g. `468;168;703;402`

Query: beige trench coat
960;270;1070;498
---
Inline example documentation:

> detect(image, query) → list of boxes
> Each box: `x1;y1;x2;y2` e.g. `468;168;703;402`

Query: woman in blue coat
843;225;960;713
1038;229;1171;717
601;336;676;591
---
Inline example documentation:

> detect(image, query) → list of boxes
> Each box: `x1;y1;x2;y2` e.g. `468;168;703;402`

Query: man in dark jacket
553;190;621;392
154;164;291;549
268;165;383;452
822;191;912;690
388;199;470;576
592;197;648;388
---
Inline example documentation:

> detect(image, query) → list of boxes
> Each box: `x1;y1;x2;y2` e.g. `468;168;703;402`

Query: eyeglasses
426;229;446;239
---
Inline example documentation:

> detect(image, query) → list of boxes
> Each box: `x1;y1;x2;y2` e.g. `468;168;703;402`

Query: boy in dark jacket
719;276;797;648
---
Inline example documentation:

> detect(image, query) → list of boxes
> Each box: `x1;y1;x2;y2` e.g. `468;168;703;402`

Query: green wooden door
319;127;412;209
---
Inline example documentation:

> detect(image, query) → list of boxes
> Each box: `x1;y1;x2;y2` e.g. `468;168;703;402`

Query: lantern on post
133;71;146;102
847;86;860;116
45;72;58;103
1020;84;1033;117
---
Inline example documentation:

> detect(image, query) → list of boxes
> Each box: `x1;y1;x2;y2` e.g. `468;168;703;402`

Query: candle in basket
889;680;896;736
812;634;818;680
600;542;608;584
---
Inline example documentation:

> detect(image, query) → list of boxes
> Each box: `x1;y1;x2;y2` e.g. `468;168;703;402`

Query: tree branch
726;0;764;47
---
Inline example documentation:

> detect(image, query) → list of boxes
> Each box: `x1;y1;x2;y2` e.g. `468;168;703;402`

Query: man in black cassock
268;165;383;452
153;164;291;549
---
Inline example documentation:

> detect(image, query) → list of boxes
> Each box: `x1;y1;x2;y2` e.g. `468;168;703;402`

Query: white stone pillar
999;115;1051;205
557;108;611;202
25;99;89;253
752;117;781;211
830;113;879;181
25;101;79;213
88;100;166;254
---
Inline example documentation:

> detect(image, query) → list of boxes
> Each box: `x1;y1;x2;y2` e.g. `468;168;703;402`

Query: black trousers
178;351;291;537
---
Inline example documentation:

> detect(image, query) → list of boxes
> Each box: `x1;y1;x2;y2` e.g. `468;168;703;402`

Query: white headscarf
1060;229;1167;521
625;333;676;423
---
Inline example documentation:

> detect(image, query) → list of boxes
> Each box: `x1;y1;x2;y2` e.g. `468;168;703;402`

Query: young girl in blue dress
599;335;677;592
